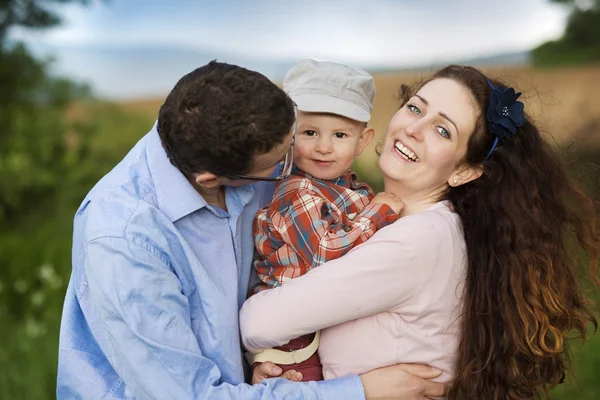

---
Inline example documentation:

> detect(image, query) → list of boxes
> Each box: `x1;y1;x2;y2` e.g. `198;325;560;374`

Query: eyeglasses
228;103;298;182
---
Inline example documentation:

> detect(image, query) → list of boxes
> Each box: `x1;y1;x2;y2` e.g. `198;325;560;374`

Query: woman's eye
304;130;317;136
407;104;421;116
437;126;450;139
334;132;346;139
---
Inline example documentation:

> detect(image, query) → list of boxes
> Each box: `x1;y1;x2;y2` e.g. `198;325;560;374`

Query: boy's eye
304;130;317;136
407;104;421;116
334;132;346;139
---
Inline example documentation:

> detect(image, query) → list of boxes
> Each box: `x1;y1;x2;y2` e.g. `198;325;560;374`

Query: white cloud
8;0;571;98
13;0;569;65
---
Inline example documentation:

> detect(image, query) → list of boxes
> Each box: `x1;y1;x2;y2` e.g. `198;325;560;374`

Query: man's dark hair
157;60;295;177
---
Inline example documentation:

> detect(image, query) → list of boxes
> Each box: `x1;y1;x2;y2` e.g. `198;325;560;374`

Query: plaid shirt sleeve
272;188;398;269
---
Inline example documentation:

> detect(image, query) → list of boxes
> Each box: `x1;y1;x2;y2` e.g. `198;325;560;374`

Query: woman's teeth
394;141;419;162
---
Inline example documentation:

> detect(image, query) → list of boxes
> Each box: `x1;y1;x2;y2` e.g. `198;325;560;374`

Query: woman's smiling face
378;78;479;199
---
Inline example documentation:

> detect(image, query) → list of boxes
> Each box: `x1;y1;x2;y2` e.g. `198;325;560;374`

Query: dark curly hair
157;60;295;177
398;65;599;399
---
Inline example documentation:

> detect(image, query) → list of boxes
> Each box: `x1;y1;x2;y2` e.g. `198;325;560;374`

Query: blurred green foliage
0;48;151;397
0;3;150;397
533;0;600;66
0;89;150;399
0;1;599;399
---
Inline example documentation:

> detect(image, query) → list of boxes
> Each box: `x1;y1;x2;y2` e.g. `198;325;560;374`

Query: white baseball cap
283;59;375;123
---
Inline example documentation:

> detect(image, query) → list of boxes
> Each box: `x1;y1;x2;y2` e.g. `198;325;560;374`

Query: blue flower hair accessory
484;79;526;159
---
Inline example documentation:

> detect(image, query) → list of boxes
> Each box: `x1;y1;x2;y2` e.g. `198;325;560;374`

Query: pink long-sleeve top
239;201;466;383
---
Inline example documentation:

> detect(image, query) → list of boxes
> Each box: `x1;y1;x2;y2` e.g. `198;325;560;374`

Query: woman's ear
448;164;483;187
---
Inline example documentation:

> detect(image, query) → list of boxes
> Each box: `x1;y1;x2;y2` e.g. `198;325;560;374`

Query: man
57;61;445;399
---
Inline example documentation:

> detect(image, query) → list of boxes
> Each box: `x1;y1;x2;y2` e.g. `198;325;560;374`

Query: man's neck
189;178;227;210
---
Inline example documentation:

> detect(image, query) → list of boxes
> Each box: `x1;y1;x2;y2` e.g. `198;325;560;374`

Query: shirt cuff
316;374;365;400
361;202;398;230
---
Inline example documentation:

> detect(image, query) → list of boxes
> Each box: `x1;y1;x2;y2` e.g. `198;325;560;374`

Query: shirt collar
291;165;365;190
145;122;208;222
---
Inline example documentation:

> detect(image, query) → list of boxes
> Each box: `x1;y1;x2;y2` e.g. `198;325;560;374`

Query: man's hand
371;192;405;215
360;363;446;399
251;362;303;384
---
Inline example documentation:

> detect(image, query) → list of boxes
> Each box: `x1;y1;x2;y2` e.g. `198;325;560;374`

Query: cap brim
292;94;371;123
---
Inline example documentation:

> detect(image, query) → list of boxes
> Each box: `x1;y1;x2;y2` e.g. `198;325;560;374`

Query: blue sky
11;0;570;99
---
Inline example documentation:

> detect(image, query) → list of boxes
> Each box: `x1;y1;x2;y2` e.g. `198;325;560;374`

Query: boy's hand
371;192;405;215
251;362;303;384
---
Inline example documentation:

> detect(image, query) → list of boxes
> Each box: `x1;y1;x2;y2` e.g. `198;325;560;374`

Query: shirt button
342;225;353;232
320;204;330;217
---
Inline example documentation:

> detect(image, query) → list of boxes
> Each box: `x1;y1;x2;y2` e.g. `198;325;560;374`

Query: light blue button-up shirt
57;125;365;399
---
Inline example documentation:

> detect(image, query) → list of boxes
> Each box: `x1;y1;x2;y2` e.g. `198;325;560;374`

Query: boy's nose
316;137;333;154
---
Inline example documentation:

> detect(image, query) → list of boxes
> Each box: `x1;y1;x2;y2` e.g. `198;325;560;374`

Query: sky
10;0;571;100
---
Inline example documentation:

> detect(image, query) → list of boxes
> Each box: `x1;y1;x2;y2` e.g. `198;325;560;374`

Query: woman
240;65;599;399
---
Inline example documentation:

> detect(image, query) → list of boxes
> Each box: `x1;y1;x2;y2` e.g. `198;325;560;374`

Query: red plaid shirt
252;167;398;293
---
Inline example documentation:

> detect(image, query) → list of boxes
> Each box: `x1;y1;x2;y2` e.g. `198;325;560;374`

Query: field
112;64;600;398
9;64;594;399
119;65;600;184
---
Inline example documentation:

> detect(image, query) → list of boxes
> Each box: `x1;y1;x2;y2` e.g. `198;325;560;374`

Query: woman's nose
405;119;426;142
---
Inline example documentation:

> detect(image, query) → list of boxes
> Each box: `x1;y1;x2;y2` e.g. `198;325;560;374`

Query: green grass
551;332;600;399
0;102;153;399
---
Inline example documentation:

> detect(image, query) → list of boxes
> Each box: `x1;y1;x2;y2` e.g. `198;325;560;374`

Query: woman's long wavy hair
398;65;599;399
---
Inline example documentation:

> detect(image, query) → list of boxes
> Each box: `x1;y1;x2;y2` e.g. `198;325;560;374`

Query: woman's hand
251;362;303;384
360;363;447;399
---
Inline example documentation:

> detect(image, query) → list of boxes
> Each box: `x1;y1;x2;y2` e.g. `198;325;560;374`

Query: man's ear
356;126;375;156
194;172;220;189
448;164;483;187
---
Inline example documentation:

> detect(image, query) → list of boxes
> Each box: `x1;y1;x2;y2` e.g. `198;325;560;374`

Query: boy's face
293;111;373;180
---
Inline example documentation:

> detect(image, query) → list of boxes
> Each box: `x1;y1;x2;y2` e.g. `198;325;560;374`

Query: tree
548;0;599;8
0;0;91;43
0;0;95;222
0;1;103;398
532;0;600;66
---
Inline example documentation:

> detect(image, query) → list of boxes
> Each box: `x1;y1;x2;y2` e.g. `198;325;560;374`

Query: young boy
246;59;404;382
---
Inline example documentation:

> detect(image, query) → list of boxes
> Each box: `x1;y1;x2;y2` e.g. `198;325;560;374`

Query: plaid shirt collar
291;165;364;190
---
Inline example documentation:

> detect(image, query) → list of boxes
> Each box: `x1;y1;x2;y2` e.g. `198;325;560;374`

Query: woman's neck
384;179;446;217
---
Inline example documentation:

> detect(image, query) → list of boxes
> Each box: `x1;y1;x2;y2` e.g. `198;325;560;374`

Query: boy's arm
83;235;364;400
251;207;284;293
272;188;398;268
